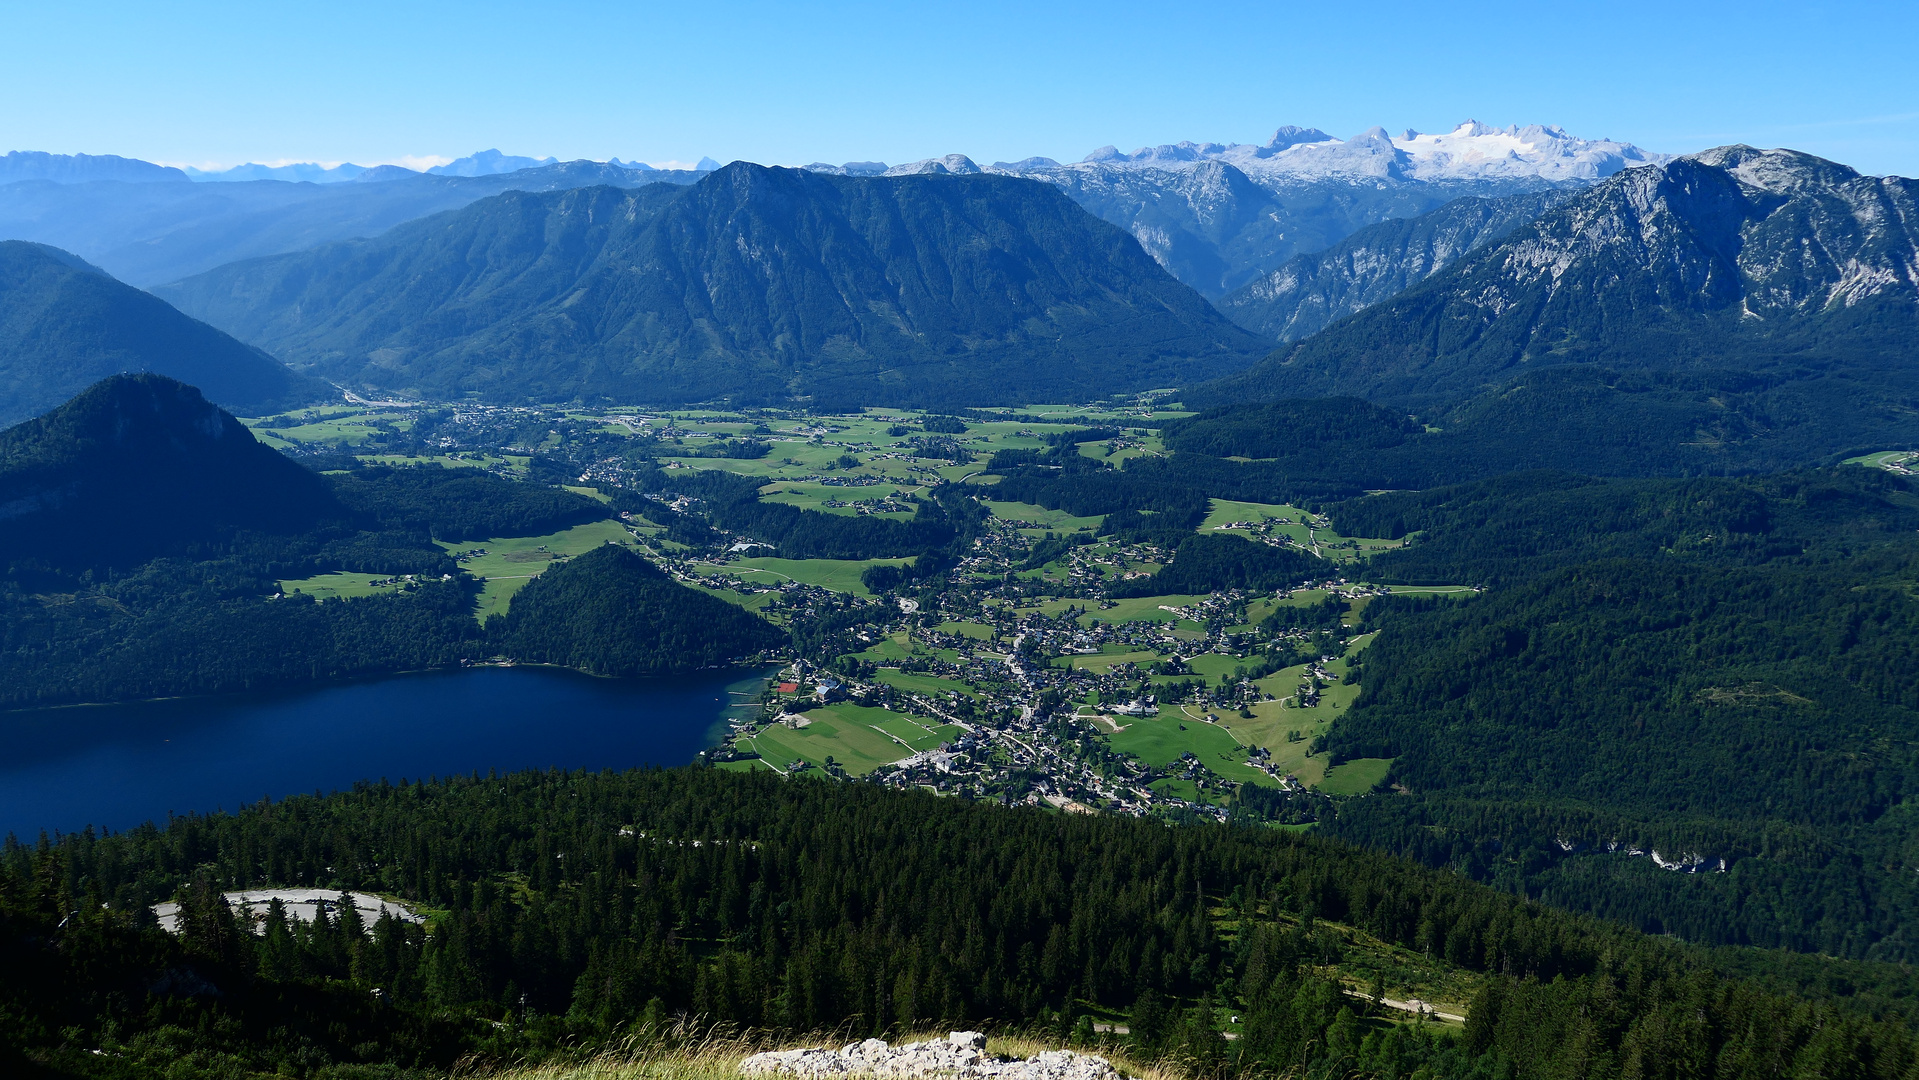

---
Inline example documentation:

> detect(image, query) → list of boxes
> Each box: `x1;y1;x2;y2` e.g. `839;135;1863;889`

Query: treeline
6;768;1918;1078
330;464;609;542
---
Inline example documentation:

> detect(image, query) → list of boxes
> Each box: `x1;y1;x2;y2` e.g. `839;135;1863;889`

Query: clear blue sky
3;0;1915;176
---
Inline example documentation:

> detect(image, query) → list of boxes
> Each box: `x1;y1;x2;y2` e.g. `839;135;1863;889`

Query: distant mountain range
1185;146;1919;471
0;124;1659;297
793;124;1669;300
1077;121;1670;183
157;163;1269;407
1196;146;1919;404
0;151;189;184
0;160;705;286
0;240;325;426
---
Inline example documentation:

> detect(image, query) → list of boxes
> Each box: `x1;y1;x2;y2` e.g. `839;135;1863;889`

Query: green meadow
440;519;639;620
740;704;962;775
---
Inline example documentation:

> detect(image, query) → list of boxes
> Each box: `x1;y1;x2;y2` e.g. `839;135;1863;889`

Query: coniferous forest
9;768;1919;1080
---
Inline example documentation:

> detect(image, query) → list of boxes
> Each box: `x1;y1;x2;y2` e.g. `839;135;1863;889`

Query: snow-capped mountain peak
1056;121;1669;183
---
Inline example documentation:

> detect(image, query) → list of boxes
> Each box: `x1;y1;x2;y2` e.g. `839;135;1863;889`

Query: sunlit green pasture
439;519;639;620
742;705;961;775
985;500;1104;534
871;669;980;701
705;556;911;598
277;572;423;601
1101;712;1274;788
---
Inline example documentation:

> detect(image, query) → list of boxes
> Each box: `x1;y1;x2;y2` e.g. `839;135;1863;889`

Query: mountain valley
7;111;1919;1080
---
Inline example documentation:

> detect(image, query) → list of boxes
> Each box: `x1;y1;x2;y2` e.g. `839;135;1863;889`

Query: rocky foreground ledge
740;1031;1132;1080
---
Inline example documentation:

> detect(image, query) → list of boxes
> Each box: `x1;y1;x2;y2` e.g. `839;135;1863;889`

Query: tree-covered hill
1318;467;1919;960
0;374;343;573
8;766;1919;1079
0;241;327;425
156;164;1270;408
496;544;784;675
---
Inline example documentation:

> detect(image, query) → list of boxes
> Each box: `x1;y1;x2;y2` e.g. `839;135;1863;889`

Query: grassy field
871;669;981;700
1201;499;1311;532
1318;756;1395;795
1845;450;1919;471
1081;595;1212;627
277;571;420;601
1101;711;1274;787
685;584;780;612
1198;499;1403;563
935;620;996;640
241;407;416;450
852;633;916;662
758;481;921;519
1067;647;1162;673
706;556;912;598
983;500;1105;534
356;453;491;470
1211;632;1378;789
741;705;961;775
440;519;638;620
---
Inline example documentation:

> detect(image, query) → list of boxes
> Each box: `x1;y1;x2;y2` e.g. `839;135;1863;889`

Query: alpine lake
0;665;769;841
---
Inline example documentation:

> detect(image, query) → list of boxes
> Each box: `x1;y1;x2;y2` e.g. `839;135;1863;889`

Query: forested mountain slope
0;374;341;571
1319;468;1919;960
0;241;325;425
1189;147;1919;414
157;164;1270;408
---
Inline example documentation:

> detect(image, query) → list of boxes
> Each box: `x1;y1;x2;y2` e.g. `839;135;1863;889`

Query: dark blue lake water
0;665;767;841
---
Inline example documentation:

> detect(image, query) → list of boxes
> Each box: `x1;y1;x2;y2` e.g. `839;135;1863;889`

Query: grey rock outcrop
740;1032;1131;1080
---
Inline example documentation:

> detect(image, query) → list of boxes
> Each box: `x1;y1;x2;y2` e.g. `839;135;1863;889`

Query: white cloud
381;154;453;170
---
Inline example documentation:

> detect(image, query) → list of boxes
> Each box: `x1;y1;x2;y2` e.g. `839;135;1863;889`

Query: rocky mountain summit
800;122;1660;298
741;1032;1131;1080
1193;145;1919;406
1218;188;1577;339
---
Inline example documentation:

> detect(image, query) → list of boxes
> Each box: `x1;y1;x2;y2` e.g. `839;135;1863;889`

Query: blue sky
3;0;1916;176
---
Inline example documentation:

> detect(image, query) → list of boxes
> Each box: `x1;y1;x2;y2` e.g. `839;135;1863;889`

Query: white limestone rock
739;1032;1129;1080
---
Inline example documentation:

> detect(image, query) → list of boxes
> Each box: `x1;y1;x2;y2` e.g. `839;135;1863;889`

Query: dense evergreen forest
1314;466;1919;961
1108;534;1327;597
8;768;1919;1079
626;465;980;560
496;545;786;675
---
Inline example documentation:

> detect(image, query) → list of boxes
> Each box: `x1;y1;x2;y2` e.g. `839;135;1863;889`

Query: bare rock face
740;1032;1131;1080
